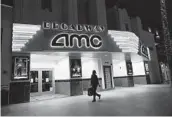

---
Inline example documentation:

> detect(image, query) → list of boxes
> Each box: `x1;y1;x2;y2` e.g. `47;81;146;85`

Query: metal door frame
103;65;113;89
30;68;55;96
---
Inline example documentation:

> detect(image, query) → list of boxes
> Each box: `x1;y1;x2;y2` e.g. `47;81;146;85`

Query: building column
126;60;135;87
67;0;78;24
98;58;105;89
69;56;83;96
1;6;13;106
125;54;134;87
144;61;151;84
100;53;114;89
95;0;107;27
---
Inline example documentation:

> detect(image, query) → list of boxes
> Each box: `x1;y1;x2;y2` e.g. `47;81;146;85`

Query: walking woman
91;70;101;102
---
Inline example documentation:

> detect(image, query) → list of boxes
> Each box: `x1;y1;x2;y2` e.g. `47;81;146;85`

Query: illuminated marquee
43;22;105;49
42;22;105;33
50;33;102;49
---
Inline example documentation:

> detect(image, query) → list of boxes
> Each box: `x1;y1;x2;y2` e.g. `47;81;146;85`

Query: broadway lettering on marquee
42;22;105;49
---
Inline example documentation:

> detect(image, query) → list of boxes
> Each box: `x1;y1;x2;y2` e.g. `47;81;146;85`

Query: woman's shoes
92;100;96;102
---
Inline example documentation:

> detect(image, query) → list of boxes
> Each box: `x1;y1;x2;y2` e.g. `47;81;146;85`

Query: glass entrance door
30;71;39;93
42;71;53;92
30;69;54;96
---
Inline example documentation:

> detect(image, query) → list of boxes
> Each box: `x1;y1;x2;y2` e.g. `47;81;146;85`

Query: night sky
105;0;172;32
105;0;172;62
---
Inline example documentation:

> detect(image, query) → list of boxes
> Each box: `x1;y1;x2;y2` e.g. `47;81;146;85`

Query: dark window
41;0;52;12
1;0;14;7
125;23;129;31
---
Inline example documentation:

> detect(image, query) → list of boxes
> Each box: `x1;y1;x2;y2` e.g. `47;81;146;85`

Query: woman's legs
92;87;96;102
92;86;101;102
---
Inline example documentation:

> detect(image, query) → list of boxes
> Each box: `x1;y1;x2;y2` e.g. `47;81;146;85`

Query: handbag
87;87;93;96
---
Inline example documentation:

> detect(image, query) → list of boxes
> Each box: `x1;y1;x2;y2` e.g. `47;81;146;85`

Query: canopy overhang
12;23;41;51
108;30;139;54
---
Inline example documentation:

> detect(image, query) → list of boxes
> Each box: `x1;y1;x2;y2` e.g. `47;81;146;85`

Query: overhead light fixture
156;30;159;35
156;35;160;39
148;27;152;32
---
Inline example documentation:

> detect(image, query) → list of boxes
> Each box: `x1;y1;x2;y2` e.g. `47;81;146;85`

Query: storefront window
42;71;52;92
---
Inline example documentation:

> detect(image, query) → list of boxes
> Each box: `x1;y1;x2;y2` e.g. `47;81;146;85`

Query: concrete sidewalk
1;85;172;116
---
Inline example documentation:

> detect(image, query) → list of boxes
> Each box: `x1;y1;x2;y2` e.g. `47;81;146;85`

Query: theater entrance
30;68;54;97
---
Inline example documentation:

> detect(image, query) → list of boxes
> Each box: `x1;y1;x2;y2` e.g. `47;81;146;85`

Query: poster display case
70;59;82;78
144;62;150;75
126;61;133;76
12;56;30;81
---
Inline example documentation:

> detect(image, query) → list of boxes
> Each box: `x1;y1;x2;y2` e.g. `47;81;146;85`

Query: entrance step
30;94;68;102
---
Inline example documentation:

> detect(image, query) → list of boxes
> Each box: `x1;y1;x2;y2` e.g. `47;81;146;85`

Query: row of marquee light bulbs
12;24;139;53
108;30;139;53
12;23;41;51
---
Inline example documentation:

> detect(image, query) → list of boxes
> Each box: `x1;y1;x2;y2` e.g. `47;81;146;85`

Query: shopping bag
87;87;93;96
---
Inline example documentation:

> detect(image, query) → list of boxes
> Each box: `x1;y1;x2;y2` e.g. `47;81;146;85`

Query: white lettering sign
50;33;103;49
42;22;105;33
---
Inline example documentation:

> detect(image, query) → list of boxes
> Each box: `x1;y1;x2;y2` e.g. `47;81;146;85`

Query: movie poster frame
70;59;82;78
11;56;30;81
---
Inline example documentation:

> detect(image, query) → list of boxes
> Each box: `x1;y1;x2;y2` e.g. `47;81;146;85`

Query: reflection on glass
14;57;28;79
30;71;38;93
42;71;53;92
70;59;82;78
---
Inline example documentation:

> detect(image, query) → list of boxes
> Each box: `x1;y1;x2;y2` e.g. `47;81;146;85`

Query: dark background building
105;0;172;63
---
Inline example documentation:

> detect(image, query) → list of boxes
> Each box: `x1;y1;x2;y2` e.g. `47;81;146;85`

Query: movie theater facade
1;0;161;104
10;21;150;100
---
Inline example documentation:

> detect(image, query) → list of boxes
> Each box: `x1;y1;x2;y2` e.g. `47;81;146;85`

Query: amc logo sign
50;33;103;49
